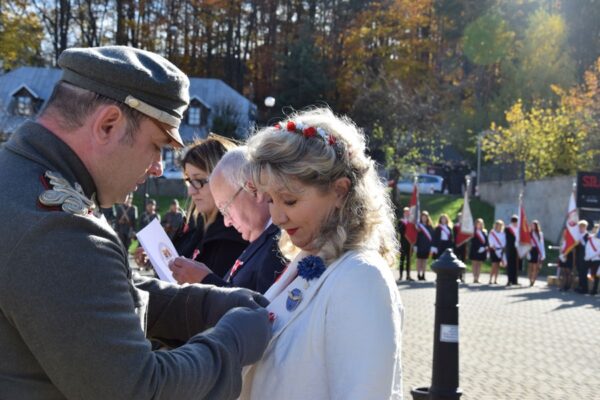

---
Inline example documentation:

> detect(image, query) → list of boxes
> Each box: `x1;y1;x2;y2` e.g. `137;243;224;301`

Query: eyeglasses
185;177;209;190
218;186;243;218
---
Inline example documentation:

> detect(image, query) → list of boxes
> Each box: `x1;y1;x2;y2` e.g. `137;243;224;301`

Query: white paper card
135;218;178;283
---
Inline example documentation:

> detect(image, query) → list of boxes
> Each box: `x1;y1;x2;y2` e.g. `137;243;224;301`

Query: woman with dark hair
416;211;434;281
527;220;546;287
431;213;453;260
174;136;249;278
136;135;249;278
469;218;488;284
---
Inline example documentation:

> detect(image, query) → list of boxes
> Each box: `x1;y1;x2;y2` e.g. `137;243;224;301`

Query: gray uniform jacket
0;122;244;399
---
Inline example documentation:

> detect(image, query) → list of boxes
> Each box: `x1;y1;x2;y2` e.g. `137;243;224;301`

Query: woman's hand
169;257;213;284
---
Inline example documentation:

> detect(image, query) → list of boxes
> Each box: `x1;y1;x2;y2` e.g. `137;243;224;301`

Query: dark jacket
432;224;453;259
174;213;248;279
203;223;287;294
416;224;434;259
469;230;489;261
0;122;247;400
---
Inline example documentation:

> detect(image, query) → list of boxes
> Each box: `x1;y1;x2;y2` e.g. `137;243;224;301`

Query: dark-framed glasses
218;186;244;218
185;177;209;190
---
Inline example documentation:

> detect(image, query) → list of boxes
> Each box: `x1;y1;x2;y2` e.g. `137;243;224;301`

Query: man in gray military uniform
0;46;271;399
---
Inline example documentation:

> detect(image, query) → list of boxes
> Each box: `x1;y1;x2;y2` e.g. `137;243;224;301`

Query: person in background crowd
469;218;488;284
168;147;287;293
584;223;600;296
505;215;520;286
453;212;467;283
488;219;506;285
162;198;185;240
559;236;575;292
238;107;402;400
139;198;160;230
527;220;546;287
171;137;248;278
416;210;434;281
398;206;414;282
431;213;453;259
575;220;590;294
115;192;138;252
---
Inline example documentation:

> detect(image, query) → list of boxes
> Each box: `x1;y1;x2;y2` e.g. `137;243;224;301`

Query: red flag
562;188;579;255
405;181;419;245
517;194;532;258
455;181;474;247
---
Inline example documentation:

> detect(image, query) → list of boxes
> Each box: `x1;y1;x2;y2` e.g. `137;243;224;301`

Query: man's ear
246;181;265;202
91;105;126;145
333;177;351;207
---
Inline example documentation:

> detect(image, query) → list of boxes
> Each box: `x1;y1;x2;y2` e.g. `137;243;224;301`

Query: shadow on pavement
507;286;600;311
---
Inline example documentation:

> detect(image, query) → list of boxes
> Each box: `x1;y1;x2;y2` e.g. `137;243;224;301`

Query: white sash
475;229;486;244
418;223;432;242
439;225;450;241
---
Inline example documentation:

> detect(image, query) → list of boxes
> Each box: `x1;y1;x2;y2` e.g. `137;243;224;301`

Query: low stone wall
479;175;575;244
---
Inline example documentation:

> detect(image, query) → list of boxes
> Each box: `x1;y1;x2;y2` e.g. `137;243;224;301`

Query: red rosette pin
286;121;296;132
303;126;317;138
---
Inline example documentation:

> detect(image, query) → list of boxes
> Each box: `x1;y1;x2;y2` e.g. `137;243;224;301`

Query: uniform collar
5;121;98;201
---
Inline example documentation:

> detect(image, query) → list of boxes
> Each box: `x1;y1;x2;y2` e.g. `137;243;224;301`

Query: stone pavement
395;271;600;399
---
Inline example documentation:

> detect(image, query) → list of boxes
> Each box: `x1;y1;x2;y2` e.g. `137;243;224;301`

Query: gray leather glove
204;286;269;328
216;307;272;366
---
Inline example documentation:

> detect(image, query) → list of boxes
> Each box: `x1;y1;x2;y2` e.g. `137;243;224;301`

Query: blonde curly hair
246;107;398;267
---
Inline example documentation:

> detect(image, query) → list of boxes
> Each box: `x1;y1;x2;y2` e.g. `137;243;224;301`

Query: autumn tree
0;3;44;69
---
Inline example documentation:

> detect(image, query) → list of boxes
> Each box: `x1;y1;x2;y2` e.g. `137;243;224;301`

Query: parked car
396;174;444;194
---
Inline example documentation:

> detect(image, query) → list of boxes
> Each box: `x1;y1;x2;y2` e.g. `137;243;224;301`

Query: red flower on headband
328;135;337;145
286;121;296;131
274;123;281;129
303;127;317;137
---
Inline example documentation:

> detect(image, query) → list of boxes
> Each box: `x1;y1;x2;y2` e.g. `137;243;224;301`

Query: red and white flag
517;193;532;258
405;179;419;245
455;181;474;247
562;188;579;255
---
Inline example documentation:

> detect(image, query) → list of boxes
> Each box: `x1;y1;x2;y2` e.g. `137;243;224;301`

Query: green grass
395;193;495;231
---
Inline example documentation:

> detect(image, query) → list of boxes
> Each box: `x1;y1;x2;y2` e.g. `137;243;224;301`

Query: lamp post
264;96;275;124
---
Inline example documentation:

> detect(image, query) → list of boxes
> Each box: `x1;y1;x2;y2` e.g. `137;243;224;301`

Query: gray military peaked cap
58;45;190;147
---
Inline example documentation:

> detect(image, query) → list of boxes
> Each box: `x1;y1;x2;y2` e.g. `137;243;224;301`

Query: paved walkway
395;271;600;399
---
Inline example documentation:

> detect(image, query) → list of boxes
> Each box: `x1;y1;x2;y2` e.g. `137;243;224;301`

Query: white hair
211;146;250;189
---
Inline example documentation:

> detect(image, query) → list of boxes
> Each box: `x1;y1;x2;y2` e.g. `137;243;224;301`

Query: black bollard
411;249;465;400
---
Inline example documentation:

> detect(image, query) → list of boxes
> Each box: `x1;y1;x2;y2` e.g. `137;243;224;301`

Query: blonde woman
239;108;403;399
527;220;546;287
469;218;488;283
488;220;506;284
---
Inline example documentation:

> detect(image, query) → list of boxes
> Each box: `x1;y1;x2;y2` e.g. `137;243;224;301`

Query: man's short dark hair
40;82;144;143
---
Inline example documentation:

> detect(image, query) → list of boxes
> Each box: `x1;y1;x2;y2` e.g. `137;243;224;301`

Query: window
17;96;33;116
188;106;201;126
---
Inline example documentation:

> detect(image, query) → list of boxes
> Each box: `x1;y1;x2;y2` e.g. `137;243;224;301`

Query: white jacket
239;249;404;400
585;236;600;261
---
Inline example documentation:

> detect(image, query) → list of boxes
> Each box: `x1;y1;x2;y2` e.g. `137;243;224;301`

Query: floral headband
274;121;337;146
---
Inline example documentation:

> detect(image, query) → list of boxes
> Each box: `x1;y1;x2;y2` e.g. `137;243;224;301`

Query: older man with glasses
169;147;288;294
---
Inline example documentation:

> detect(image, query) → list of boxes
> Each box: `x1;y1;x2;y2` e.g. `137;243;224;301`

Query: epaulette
38;171;100;217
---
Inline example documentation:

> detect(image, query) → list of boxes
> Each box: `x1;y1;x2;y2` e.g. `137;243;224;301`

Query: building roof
0;66;256;141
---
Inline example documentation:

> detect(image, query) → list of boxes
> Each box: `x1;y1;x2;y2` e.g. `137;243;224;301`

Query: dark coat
0;122;247;399
432;224;453;259
416;224;434;259
202;223;287;294
173;213;248;279
469;230;489;261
